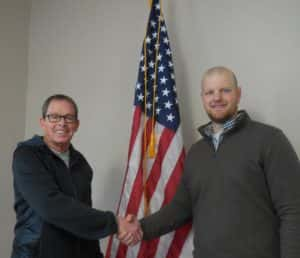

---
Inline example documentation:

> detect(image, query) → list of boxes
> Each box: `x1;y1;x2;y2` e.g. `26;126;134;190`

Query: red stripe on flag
146;127;175;200
163;150;185;204
136;149;186;258
105;107;142;258
127;107;142;160
137;238;160;258
166;223;192;258
115;117;155;257
135;128;177;258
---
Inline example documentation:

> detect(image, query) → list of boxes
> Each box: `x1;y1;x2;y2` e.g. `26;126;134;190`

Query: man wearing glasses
11;95;141;258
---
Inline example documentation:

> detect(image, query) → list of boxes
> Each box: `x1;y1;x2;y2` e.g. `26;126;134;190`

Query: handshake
117;214;143;246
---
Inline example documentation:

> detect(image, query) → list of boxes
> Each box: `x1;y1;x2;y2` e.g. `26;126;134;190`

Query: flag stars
141;65;147;72
145;36;151;44
158;64;165;73
155;96;159;103
152;32;157;39
136;83;141;90
149;61;155;68
157;54;162;61
137;93;144;101
160;76;168;84
151;20;156;28
151;73;156;80
161;25;167;32
168;61;173;68
156;107;161;115
164;101;173;109
162;88;170;96
163;37;169;44
155;3;160;10
171;73;175;80
146;102;152;110
167;113;175;122
166;49;171;56
155;43;160;50
140;55;144;62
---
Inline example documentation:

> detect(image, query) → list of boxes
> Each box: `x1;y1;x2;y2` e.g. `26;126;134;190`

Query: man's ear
74;119;80;132
237;86;242;103
39;117;46;130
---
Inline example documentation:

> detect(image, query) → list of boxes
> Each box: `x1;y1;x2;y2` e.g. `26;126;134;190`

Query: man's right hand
117;214;143;246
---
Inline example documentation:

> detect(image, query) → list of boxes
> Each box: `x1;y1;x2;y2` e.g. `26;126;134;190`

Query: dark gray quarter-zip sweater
141;112;300;258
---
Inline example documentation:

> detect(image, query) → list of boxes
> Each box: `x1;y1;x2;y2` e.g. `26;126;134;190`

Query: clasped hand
117;214;143;246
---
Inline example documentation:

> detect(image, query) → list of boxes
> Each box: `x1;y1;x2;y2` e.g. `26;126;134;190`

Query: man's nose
57;117;67;125
212;91;222;101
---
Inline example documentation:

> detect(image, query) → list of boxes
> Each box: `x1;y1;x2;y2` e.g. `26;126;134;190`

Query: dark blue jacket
11;135;118;258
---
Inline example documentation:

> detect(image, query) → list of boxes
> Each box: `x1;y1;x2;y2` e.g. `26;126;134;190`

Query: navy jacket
12;136;118;258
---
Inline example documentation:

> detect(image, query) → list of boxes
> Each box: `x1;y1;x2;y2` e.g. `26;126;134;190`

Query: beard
207;108;238;124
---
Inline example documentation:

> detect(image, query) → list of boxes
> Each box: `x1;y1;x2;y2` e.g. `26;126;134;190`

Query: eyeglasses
45;114;77;123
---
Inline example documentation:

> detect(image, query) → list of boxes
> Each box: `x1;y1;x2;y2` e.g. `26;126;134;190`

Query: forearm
42;196;118;239
140;181;192;240
13;146;118;239
140;202;191;239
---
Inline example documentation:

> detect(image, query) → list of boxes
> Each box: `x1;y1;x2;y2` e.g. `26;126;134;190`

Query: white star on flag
163;37;169;44
164;100;173;109
158;64;165;72
146;102;152;109
160;76;168;84
162;88;170;96
167;113;175;122
149;61;155;68
137;93;144;101
145;36;151;44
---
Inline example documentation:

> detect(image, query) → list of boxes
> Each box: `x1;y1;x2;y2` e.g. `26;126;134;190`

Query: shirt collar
198;110;250;138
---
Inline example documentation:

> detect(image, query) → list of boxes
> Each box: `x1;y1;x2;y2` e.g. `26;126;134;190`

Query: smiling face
201;70;241;124
40;99;79;152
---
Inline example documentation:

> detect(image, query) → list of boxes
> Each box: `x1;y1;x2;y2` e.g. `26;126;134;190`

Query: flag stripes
106;0;192;257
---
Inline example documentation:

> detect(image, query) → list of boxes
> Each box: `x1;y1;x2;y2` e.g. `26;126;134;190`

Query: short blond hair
201;66;238;88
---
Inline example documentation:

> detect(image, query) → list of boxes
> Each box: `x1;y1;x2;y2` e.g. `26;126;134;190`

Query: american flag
106;0;192;257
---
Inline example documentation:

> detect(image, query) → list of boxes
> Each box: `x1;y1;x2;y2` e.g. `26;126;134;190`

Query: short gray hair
42;94;78;118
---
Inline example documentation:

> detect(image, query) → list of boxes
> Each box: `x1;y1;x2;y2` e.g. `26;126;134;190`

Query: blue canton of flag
134;0;180;131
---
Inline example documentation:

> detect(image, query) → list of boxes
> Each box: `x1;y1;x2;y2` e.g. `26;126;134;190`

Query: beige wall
2;0;299;256
26;0;300;253
0;0;30;257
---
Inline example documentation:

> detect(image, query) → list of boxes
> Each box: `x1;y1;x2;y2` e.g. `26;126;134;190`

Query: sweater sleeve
263;129;300;258
13;145;118;240
140;176;192;240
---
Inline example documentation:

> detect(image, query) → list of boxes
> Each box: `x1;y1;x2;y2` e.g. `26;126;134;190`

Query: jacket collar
24;135;82;166
198;110;250;139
